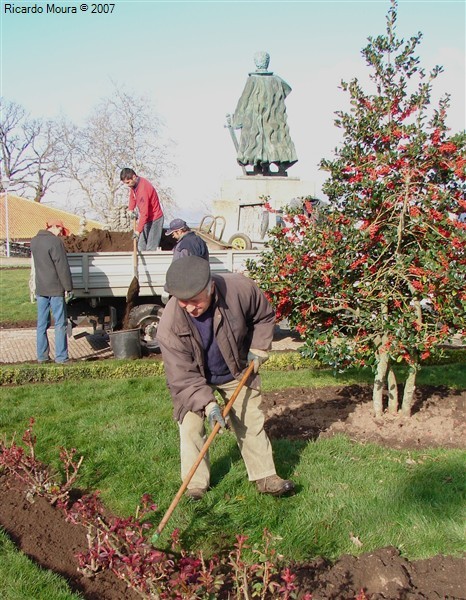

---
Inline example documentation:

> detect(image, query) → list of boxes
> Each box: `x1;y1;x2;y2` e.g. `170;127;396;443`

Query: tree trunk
387;367;398;414
373;350;388;417
400;364;418;416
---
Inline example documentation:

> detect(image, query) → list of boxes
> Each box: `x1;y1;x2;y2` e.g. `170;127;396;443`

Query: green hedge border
1;348;465;387
0;352;322;386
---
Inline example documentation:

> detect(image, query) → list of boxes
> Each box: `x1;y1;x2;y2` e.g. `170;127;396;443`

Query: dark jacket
173;230;209;262
30;230;72;296
156;272;275;423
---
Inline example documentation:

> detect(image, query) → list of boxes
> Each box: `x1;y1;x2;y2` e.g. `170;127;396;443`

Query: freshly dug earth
1;385;465;599
262;383;466;450
63;228;176;253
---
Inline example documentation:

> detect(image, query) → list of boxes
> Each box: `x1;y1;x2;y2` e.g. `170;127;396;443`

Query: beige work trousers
179;379;277;491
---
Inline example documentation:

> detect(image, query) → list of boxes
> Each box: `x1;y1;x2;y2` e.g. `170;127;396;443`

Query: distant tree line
0;83;175;225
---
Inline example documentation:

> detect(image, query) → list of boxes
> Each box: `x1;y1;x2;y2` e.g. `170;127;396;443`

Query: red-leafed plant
0;417;83;504
1;420;312;599
247;0;465;416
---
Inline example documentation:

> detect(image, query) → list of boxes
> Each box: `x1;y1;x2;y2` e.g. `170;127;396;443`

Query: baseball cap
166;218;188;235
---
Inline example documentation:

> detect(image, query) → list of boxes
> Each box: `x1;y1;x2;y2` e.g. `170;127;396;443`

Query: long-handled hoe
151;361;255;543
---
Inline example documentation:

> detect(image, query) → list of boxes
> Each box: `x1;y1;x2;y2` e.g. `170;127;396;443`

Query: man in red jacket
120;168;164;251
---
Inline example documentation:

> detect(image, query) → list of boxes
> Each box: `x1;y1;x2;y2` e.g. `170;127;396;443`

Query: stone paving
0;327;113;364
0;326;302;364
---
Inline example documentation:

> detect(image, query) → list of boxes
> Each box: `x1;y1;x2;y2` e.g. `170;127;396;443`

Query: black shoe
255;475;295;496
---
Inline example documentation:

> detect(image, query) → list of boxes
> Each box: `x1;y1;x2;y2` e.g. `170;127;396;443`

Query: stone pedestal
212;176;316;246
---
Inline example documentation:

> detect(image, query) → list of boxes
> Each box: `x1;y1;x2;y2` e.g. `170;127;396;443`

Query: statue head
254;51;270;72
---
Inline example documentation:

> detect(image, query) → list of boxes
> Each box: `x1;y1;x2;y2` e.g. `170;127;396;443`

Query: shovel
126;217;140;303
152;361;255;543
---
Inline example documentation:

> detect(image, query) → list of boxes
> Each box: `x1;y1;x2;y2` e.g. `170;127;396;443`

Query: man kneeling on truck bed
156;255;295;500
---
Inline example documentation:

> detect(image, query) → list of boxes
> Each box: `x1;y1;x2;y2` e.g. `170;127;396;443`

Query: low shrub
1;348;464;386
0;359;165;386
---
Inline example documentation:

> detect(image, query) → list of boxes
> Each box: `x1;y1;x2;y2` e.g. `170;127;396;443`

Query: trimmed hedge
1;349;464;387
0;352;318;386
0;360;166;386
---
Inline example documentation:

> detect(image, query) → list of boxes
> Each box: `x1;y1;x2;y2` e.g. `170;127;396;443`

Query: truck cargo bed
68;249;261;298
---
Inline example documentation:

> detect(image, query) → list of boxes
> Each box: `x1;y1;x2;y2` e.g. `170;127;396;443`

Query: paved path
0;326;302;364
0;327;113;364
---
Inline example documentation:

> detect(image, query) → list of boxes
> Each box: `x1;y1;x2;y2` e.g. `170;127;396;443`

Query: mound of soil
1;385;465;599
262;383;466;449
63;228;175;253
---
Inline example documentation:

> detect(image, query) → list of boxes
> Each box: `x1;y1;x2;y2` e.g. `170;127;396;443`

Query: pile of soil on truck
63;228;175;253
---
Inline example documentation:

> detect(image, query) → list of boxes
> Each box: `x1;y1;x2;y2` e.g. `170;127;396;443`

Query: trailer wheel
128;304;164;349
228;233;252;250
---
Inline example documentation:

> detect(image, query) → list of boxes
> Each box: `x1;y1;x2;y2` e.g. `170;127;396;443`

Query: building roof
0;194;103;241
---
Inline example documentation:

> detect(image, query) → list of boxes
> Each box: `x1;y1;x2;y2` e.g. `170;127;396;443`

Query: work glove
129;209;138;220
205;401;226;431
247;349;269;373
65;291;75;304
132;231;140;240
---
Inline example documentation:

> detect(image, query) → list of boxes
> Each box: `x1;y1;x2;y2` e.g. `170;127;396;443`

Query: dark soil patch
262;384;466;449
1;320;37;329
1;385;465;599
63;228;135;252
62;228;176;253
0;473;139;600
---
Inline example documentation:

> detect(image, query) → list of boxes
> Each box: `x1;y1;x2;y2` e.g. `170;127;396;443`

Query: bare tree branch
0;98;66;199
59;83;176;225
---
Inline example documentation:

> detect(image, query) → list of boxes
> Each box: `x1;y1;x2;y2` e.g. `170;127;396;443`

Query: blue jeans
36;295;68;363
138;217;163;251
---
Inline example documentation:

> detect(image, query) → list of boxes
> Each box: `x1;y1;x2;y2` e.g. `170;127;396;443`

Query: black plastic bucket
109;328;142;359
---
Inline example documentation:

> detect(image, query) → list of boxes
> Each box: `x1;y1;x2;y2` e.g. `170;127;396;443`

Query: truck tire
228;233;252;250
128;304;164;349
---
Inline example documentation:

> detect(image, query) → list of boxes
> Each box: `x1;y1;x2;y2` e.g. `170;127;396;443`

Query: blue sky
2;0;465;221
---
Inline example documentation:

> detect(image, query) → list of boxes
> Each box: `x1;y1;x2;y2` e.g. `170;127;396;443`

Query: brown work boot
255;475;295;496
185;488;207;501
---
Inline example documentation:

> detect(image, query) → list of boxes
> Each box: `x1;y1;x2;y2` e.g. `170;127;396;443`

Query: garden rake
151;361;255;543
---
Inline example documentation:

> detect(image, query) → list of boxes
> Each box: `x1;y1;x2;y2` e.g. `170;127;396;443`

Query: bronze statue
228;51;298;176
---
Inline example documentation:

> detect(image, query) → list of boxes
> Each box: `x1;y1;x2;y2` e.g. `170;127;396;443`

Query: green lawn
1;267;465;597
1;372;464;562
0;266;36;324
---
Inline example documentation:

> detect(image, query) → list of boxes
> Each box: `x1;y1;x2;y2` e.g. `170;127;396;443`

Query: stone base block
210;176;317;246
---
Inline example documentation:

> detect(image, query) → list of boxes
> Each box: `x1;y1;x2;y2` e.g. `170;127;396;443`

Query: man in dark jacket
30;219;73;364
166;218;209;262
156;256;295;500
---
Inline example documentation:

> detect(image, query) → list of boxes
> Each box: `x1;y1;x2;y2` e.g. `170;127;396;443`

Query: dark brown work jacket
156;272;275;424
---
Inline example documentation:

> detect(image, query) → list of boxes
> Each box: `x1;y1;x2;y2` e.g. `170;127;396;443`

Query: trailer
65;249;262;347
